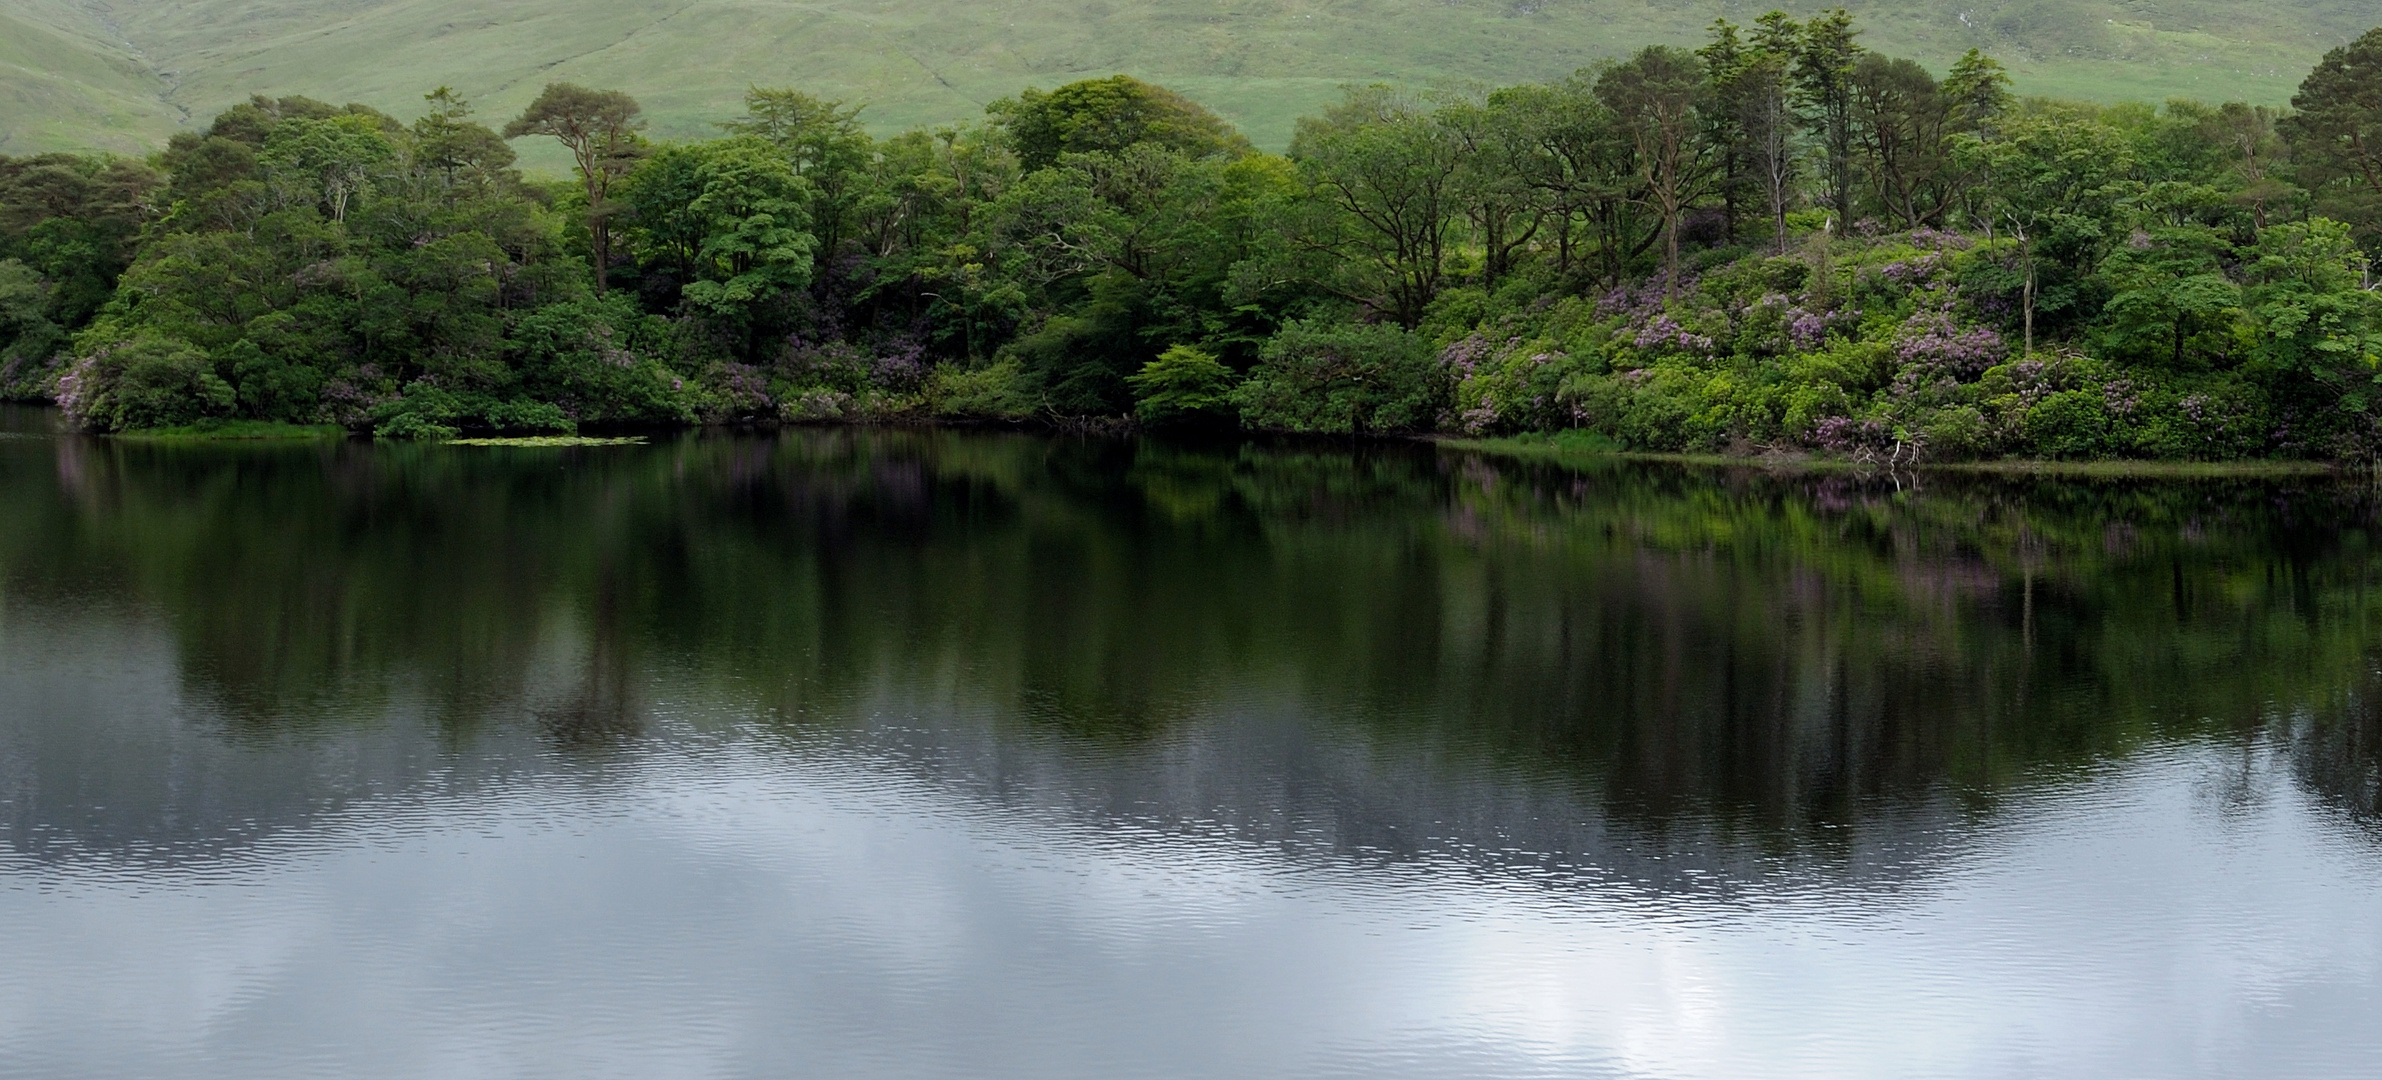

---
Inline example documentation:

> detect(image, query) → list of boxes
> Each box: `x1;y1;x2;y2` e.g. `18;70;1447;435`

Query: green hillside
4;0;2380;157
0;1;185;155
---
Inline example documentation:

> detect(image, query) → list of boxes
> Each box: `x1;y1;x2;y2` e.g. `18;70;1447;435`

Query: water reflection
2;412;2380;1077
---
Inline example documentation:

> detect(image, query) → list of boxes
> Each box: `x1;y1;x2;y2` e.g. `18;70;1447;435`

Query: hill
0;1;186;156
4;0;2381;159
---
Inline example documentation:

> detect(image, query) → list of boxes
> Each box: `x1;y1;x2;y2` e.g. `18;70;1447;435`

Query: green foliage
15;15;2382;460
2282;28;2382;250
0;151;164;394
991;76;1251;172
929;358;1036;420
665;138;816;322
58;335;236;432
1282;87;1466;328
117;418;347;440
0;258;65;397
1128;345;1237;426
259;113;398;221
2022;388;2111;458
509;296;692;424
1232;320;1443;434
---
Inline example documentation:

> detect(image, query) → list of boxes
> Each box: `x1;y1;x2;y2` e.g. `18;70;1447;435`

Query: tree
0;259;58;389
1128;344;1236;425
675;139;817;335
505;84;645;292
1698;19;1750;239
1940;49;2012;227
258;114;396;222
723;88;871;275
1598;46;1717;298
2280;28;2382;248
0;153;163;329
2243;217;2382;452
1492;75;1650;283
1956;109;2137;354
1731;12;1805;254
622;142;716;289
1942;49;2011;136
1847;55;1950;227
989;76;1252;172
1284;86;1467;327
2097;224;2243;369
1793;8;1863;223
1437;91;1545;286
2199;102;2291;232
411;88;516;194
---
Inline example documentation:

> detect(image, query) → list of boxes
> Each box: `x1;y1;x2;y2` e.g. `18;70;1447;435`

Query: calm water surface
2;407;2379;1078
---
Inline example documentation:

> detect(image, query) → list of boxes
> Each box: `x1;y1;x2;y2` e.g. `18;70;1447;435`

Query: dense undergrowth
4;12;2382;460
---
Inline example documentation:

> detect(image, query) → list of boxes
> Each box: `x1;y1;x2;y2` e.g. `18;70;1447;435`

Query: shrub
1562;366;1715;451
2024;390;2112;458
1232;320;1443;434
1442;334;1580;435
2126;376;2272;459
369;383;575;439
1921;405;1994;460
220;339;324;423
510;297;691;425
1128;345;1238;426
58;335;236;432
374;410;459;441
930;358;1036;420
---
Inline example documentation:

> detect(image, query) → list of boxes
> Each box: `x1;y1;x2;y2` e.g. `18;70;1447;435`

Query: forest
3;12;2381;459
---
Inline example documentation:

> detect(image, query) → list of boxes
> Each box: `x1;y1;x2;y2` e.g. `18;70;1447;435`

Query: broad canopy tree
505;83;646;292
2282;27;2382;249
1284;87;1467;328
1598;46;1717;299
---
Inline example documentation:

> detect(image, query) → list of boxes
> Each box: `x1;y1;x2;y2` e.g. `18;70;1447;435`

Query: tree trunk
592;216;610;294
2022;258;2035;357
1663;208;1681;301
1771;184;1787;256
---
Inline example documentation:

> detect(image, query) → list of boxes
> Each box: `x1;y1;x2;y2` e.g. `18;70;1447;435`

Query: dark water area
2;404;2380;1078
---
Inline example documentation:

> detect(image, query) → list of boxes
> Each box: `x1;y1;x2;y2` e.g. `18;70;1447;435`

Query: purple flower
1894;304;2004;378
1440;335;1496;377
1877;252;1944;286
1908;228;1972;251
870;337;928;391
1630;315;1714;355
1812;415;1890;452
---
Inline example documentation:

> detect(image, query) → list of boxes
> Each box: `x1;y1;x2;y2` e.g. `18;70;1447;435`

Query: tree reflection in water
5;415;2381;874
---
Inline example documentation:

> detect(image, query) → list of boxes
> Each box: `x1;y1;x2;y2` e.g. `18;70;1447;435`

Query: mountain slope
6;0;2381;157
0;2;185;155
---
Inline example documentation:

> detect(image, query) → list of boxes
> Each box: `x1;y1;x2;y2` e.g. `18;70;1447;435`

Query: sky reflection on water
2;417;2380;1078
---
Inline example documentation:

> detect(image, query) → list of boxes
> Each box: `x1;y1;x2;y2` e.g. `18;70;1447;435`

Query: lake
2;408;2379;1078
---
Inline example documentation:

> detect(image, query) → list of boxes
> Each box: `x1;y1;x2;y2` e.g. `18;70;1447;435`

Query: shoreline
1436;433;2349;479
18;404;2360;477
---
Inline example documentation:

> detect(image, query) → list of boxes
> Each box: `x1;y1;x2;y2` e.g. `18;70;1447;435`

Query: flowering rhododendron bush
1428;219;2379;460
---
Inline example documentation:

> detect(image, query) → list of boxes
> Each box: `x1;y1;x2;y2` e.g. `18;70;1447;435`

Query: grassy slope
0;2;187;155
3;0;2379;158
